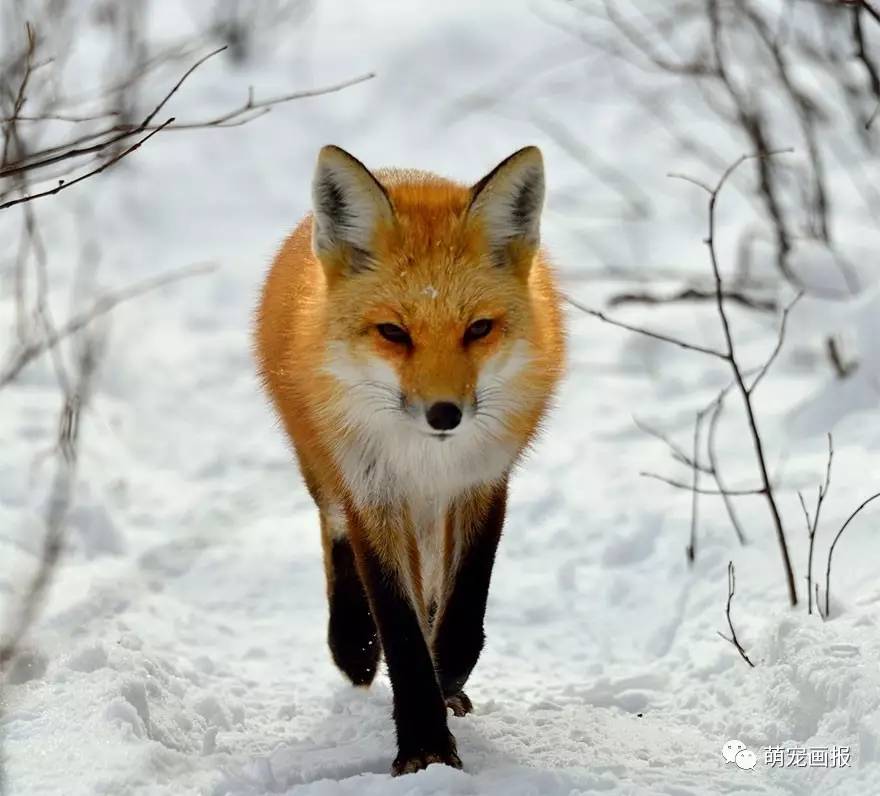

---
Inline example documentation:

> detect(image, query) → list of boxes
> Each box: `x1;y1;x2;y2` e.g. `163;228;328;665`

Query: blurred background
2;1;880;794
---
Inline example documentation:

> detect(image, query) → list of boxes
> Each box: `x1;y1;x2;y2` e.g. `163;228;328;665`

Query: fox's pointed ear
467;146;545;267
311;145;394;273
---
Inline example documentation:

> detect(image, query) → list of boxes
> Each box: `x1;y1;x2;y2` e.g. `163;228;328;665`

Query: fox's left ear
467;146;545;267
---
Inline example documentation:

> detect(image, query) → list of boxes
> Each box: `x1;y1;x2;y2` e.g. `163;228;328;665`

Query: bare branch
853;3;880;124
0;116;174;211
0;44;227;179
152;72;376;132
677;150;800;606
666;171;713;194
707;389;748;545
564;294;729;360
0;39;375;185
826;336;858;379
718;561;755;667
824;490;880;618
141;46;227;129
607;286;778;313
747;291;804;394
687;409;708;563
0;110;122;124
0;262;215;387
591;0;878;292
640;471;766;496
580;149;801;602
1;23;37;169
804;434;833;615
706;0;798;282
633;416;712;474
0;333;99;672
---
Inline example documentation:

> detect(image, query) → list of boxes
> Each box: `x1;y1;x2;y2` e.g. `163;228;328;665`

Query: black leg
327;537;381;687
349;519;461;776
433;483;507;703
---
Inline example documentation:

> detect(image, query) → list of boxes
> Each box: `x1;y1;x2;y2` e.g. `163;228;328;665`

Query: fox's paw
391;735;462;776
445;691;473;717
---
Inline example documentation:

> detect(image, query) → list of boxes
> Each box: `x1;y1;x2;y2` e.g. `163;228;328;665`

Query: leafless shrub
557;0;880;379
0;38;373;207
569;151;802;606
789;431;880;621
0;302;100;792
0;329;99;676
593;1;877;287
0;8;373;789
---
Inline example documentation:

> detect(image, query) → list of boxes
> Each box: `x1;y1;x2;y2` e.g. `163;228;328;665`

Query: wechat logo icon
723;740;757;770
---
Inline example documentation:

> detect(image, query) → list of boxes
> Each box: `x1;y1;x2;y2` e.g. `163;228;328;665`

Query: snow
2;1;880;794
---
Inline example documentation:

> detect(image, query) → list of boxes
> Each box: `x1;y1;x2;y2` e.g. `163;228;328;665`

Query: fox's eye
464;318;493;343
376;323;412;345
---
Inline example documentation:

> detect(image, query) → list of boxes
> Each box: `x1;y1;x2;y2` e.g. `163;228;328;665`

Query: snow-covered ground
2;2;880;794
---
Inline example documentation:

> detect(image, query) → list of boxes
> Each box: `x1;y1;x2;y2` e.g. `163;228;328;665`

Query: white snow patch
1;0;880;794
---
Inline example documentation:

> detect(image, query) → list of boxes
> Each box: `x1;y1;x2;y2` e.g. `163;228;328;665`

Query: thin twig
1;23;37;169
0;67;375;178
0;334;98;672
607;286;777;313
717;561;755;667
564;294;729;359
687;410;706;563
747;292;804;395
824;490;880;618
707;389;748;545
633;416;712;474
142;46;227;129
804;434;833;615
853;3;880;126
0;110;122;124
0;262;215;387
146;73;376;131
826;336;858;379
0;117;174;210
640;472;766;496
0;45;227;179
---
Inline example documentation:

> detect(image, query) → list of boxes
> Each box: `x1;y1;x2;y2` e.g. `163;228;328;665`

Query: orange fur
254;151;565;611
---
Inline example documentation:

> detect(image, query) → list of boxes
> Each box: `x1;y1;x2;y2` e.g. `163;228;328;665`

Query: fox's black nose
426;402;462;431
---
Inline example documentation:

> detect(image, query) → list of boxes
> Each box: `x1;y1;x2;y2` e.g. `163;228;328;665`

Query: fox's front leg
432;482;507;710
345;504;461;776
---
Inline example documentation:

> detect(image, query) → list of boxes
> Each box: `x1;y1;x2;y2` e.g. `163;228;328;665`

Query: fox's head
311;144;551;490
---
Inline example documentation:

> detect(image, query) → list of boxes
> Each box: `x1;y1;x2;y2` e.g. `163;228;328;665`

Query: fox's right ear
311;145;394;273
467;146;545;269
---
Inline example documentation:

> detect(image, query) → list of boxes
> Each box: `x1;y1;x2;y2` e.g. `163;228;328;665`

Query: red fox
254;145;565;775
